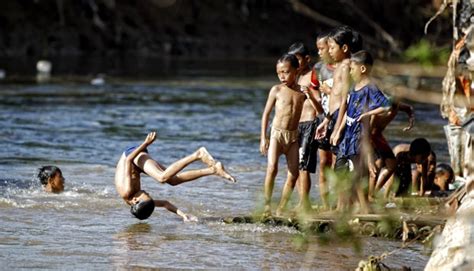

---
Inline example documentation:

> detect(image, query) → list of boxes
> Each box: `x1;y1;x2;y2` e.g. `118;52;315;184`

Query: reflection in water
115;223;153;251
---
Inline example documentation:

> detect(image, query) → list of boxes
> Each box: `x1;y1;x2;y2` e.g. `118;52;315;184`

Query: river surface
0;60;448;270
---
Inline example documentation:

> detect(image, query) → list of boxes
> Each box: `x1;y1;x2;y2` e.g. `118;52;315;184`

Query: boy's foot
293;203;313;216
214;162;236;183
275;208;284;217
198;147;216;166
262;205;272;218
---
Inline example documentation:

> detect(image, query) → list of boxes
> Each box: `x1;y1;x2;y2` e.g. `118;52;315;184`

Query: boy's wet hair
37;166;62;186
329;25;363;53
409;138;431;157
277;54;299;69
351;50;374;66
130;198;155;220
288;42;310;56
436;163;454;183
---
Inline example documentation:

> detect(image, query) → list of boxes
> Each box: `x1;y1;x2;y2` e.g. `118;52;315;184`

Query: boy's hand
182;213;199;223
315;121;327;140
330;131;341;146
320;83;331;94
357;113;367;122
144;131;157;145
260;138;269;156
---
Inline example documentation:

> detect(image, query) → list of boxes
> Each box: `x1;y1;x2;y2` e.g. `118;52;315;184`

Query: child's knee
158;174;172;184
266;163;278;174
287;168;299;180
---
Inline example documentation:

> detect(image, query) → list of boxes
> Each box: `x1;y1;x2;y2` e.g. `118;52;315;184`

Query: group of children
34;25;456;221
260;25;455;216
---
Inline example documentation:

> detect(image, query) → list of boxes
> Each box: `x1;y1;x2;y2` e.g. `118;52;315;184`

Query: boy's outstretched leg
136;147;235;184
198;147;217;167
169;162;235;185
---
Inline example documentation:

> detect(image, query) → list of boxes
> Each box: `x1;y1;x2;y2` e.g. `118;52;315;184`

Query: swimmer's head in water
37;166;64;193
130;191;155;220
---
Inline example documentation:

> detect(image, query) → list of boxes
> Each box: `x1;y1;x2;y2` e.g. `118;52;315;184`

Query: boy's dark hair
288;42;310;56
330;25;363;53
351;50;374;66
316;30;331;41
277;54;299;69
130;198;155;220
409;138;431;157
37;166;62;186
436;163;454;183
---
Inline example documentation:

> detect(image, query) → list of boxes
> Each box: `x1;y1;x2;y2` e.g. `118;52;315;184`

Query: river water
0;60;448;270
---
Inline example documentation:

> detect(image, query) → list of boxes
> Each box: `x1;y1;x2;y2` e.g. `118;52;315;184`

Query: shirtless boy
260;54;306;216
383;138;432;197
288;42;323;212
369;100;415;200
115;131;235;220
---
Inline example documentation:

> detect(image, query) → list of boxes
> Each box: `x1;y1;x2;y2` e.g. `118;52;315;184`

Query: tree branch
286;0;392;52
287;0;341;27
340;0;401;53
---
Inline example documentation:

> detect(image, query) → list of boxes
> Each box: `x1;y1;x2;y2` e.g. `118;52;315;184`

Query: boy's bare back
115;153;141;201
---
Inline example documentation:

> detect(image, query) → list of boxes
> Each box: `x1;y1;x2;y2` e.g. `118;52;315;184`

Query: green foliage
403;39;450;66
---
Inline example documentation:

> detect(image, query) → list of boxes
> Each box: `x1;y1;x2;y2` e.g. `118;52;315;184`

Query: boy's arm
332;61;351;144
330;113;347;146
398;102;415;131
302;86;324;115
419;160;429;196
260;86;277;155
331;95;348;146
358;106;389;122
315;117;330;139
154;200;198;222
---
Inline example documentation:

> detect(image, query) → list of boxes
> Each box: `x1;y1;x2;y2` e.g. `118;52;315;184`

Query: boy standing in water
331;50;390;213
313;31;335;209
288;42;323;213
115;131;236;220
315;26;362;156
260;54;306;216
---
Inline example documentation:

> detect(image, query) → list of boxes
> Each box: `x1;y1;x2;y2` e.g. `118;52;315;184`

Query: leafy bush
403;39;450;66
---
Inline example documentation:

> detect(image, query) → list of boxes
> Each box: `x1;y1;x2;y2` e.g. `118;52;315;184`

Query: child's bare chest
275;89;304;110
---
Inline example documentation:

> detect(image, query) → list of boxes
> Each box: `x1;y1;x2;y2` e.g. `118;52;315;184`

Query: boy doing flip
115;131;236;221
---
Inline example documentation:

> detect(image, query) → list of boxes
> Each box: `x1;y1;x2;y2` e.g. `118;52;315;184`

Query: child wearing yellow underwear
260;54;306;216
